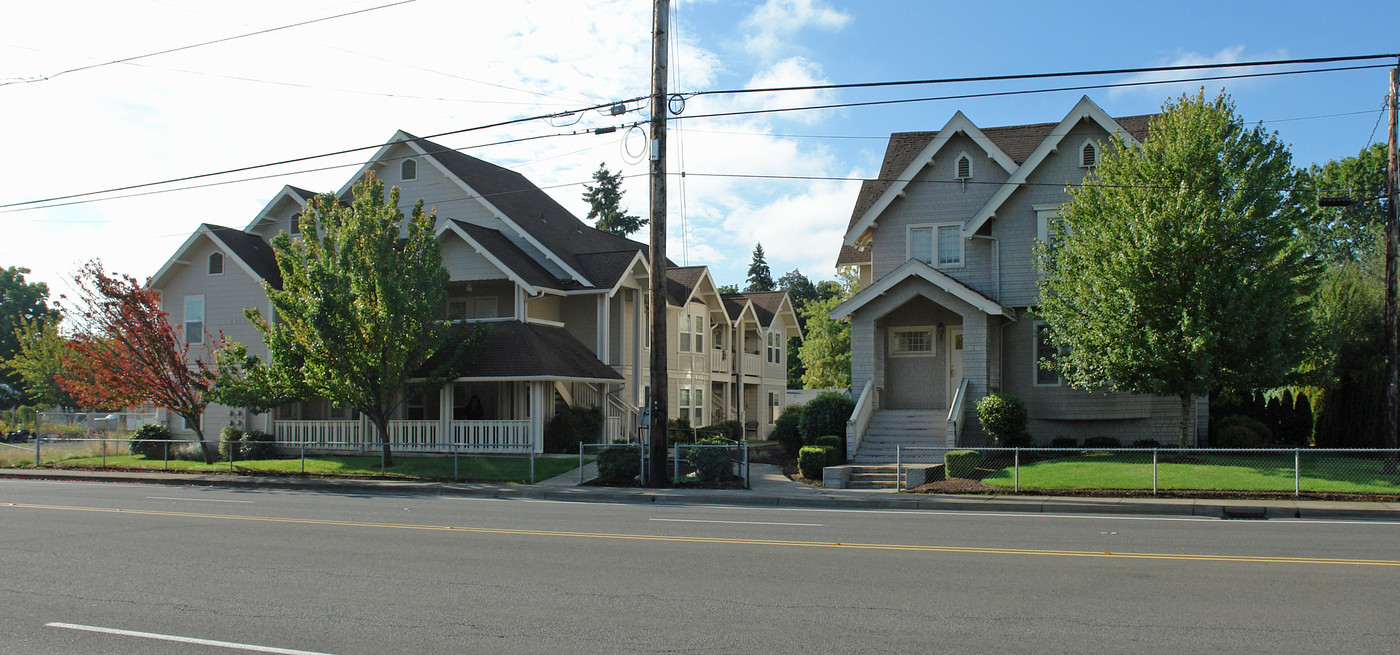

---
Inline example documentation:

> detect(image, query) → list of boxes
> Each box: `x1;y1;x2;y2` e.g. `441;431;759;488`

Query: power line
0;0;419;88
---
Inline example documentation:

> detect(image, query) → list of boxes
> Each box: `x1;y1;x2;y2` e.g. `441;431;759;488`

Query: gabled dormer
244;185;318;241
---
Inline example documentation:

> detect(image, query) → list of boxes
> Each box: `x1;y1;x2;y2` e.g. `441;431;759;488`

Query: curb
3;468;1399;522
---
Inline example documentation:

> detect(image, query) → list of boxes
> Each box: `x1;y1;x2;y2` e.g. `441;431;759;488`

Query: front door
947;327;964;406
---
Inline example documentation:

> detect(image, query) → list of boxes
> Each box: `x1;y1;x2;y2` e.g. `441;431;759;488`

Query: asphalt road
1;479;1397;654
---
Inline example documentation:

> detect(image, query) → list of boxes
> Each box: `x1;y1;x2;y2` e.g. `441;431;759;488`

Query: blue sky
2;0;1396;298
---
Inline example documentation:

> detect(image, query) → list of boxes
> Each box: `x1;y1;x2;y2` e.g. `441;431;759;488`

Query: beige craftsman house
149;131;798;453
836;97;1204;463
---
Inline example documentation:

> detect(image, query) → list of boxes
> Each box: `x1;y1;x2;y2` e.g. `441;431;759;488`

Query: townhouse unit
149;131;797;453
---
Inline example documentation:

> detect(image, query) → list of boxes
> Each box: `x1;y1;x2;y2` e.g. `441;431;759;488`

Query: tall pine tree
582;163;644;236
745;243;774;292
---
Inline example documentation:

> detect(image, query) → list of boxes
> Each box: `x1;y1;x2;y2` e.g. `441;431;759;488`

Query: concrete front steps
847;466;898;489
851;409;948;465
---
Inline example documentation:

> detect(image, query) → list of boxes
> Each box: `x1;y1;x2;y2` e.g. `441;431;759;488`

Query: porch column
440;384;453;449
528;381;547;454
960;312;991;444
632;289;643;407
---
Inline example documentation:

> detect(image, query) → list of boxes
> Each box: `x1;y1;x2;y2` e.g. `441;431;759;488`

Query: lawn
9;442;581;484
978;451;1400;495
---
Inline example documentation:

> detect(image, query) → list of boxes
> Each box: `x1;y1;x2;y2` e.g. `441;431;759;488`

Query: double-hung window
679;314;692;353
766;331;783;364
908;223;963;268
183;296;205;345
1033;321;1067;386
693;314;704;352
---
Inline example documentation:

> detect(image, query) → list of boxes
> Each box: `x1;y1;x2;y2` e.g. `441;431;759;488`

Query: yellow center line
6;502;1397;566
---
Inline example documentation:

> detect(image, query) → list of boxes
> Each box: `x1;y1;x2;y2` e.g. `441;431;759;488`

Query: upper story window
207;252;223;275
693;313;704;351
766;331;782;364
1035;205;1070;259
679;313;692;353
1080;141;1098;168
908;223;963;268
1034;321;1067;386
184;296;205;345
401;158;417;181
290;212;301;236
954;153;972;180
891;327;934;357
446;297;499;321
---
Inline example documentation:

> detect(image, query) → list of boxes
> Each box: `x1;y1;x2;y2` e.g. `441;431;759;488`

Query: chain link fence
894;446;1400;496
578;427;749;487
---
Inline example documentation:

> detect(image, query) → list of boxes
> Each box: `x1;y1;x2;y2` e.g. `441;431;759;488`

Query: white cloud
740;0;851;61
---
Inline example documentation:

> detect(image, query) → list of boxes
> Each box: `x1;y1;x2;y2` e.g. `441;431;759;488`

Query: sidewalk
3;464;1399;521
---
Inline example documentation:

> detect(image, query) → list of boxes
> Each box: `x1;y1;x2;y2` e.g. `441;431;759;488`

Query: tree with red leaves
59;260;222;463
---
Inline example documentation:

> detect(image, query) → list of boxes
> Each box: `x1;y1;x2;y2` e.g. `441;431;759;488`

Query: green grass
12;443;581;484
979;452;1400;495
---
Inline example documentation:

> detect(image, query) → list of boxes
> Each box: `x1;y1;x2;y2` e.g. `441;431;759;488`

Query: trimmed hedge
707;420;743;442
597;444;642;481
797;446;827;480
1082;436;1122;449
773;406;804;457
130;423;172;459
975;393;1030;446
1212;414;1271;448
1049;437;1078;448
545;405;603;453
814;435;844;465
242;430;277;460
944;450;981;479
685;436;732;482
799;392;854;445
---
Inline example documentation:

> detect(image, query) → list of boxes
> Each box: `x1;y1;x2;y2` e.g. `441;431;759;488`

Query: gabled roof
342;131;649;289
244;185;317;232
150;224;280;290
727;291;803;338
423;321;622;382
719;294;759;326
439;220;560;293
831;258;1015;321
576;250;648;294
665;266;710;307
963;97;1151;237
843;111;1018;247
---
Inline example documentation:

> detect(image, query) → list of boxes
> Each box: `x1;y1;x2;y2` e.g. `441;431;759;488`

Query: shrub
772;406;804;457
544;406;603;453
707;420;743;442
219;426;244;460
799;392;854;445
172;442;213;462
129;423;172;459
1212;414;1271;448
685;437;732;482
597;444;642;480
944;450;981;479
797;446;827;480
1048;437;1078;449
814;435;844;465
1131;439;1162;448
242;430;277;460
976;393;1030;446
1082;436;1122;449
1215;424;1269;448
666;415;693;444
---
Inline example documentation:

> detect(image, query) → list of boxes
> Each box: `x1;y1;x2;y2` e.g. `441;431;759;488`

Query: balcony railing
742;352;761;375
710;350;729;373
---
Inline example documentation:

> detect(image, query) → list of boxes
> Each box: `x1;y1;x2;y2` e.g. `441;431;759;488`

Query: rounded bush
772;406;804;457
685;437;732;482
1215;424;1268;448
597;444;641;481
976;393;1029;446
219;426;244;460
944;450;981;479
799;392;854;445
814;435;844;465
1082;436;1122;449
1049;436;1078;448
545;406;603;453
129;423;172;459
242;430;277;460
797;446;827;480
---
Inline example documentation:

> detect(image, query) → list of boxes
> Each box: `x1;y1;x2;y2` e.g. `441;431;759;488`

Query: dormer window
1080;141;1098;168
207;252;223;275
955;154;972;180
290;212;301;236
401;158;417;181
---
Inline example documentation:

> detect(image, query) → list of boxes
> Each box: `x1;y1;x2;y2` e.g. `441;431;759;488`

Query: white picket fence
275;419;531;453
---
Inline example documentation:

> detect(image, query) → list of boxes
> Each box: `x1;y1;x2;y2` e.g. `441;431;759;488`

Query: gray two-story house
835;97;1204;462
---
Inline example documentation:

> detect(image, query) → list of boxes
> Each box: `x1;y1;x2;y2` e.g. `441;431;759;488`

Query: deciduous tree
1036;90;1320;446
799;268;858;389
0;267;58;407
3;317;74;409
59;260;221;462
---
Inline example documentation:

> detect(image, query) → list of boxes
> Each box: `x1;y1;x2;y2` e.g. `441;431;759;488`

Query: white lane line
46;622;336;655
650;518;823;527
146;496;254;504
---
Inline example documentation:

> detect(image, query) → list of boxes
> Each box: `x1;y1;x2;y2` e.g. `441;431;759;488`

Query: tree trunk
186;414;215;464
371;415;394;468
1179;393;1193;448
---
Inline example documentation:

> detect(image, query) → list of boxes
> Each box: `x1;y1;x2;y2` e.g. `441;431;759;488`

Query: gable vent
955;155;972;180
1081;142;1097;168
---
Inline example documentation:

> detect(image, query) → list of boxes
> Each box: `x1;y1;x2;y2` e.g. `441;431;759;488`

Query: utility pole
1385;63;1398;469
646;0;670;487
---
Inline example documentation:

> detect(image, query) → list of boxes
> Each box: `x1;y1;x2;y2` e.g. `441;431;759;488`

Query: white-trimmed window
954;152;973;180
207;252;223;275
1080;140;1098;168
679;313;692;352
692;386;704;425
290;212;301;236
1036;206;1071;260
679;386;691;421
766;331;782;364
401;158;417;181
184;296;205;345
1034;321;1067;386
693;313;704;352
768;391;780;424
890;327;934;356
908;223;963;268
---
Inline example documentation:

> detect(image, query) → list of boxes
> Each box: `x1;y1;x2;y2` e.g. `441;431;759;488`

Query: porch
273;418;532;453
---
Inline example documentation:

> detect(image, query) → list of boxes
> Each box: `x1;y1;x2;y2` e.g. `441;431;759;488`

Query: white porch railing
711;349;729;373
389;420;439;449
946;378;970;447
742;352;761;375
847;380;876;462
450;420;530;452
276;420;362;448
604;394;641;443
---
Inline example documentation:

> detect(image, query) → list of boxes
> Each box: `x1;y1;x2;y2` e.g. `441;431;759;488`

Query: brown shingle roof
425;321;622;381
665;266;707;306
451;221;566;289
206;224;281;289
726;290;789;327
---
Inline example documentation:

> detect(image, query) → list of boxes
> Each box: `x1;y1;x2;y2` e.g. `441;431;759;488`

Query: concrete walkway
2;465;1398;521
